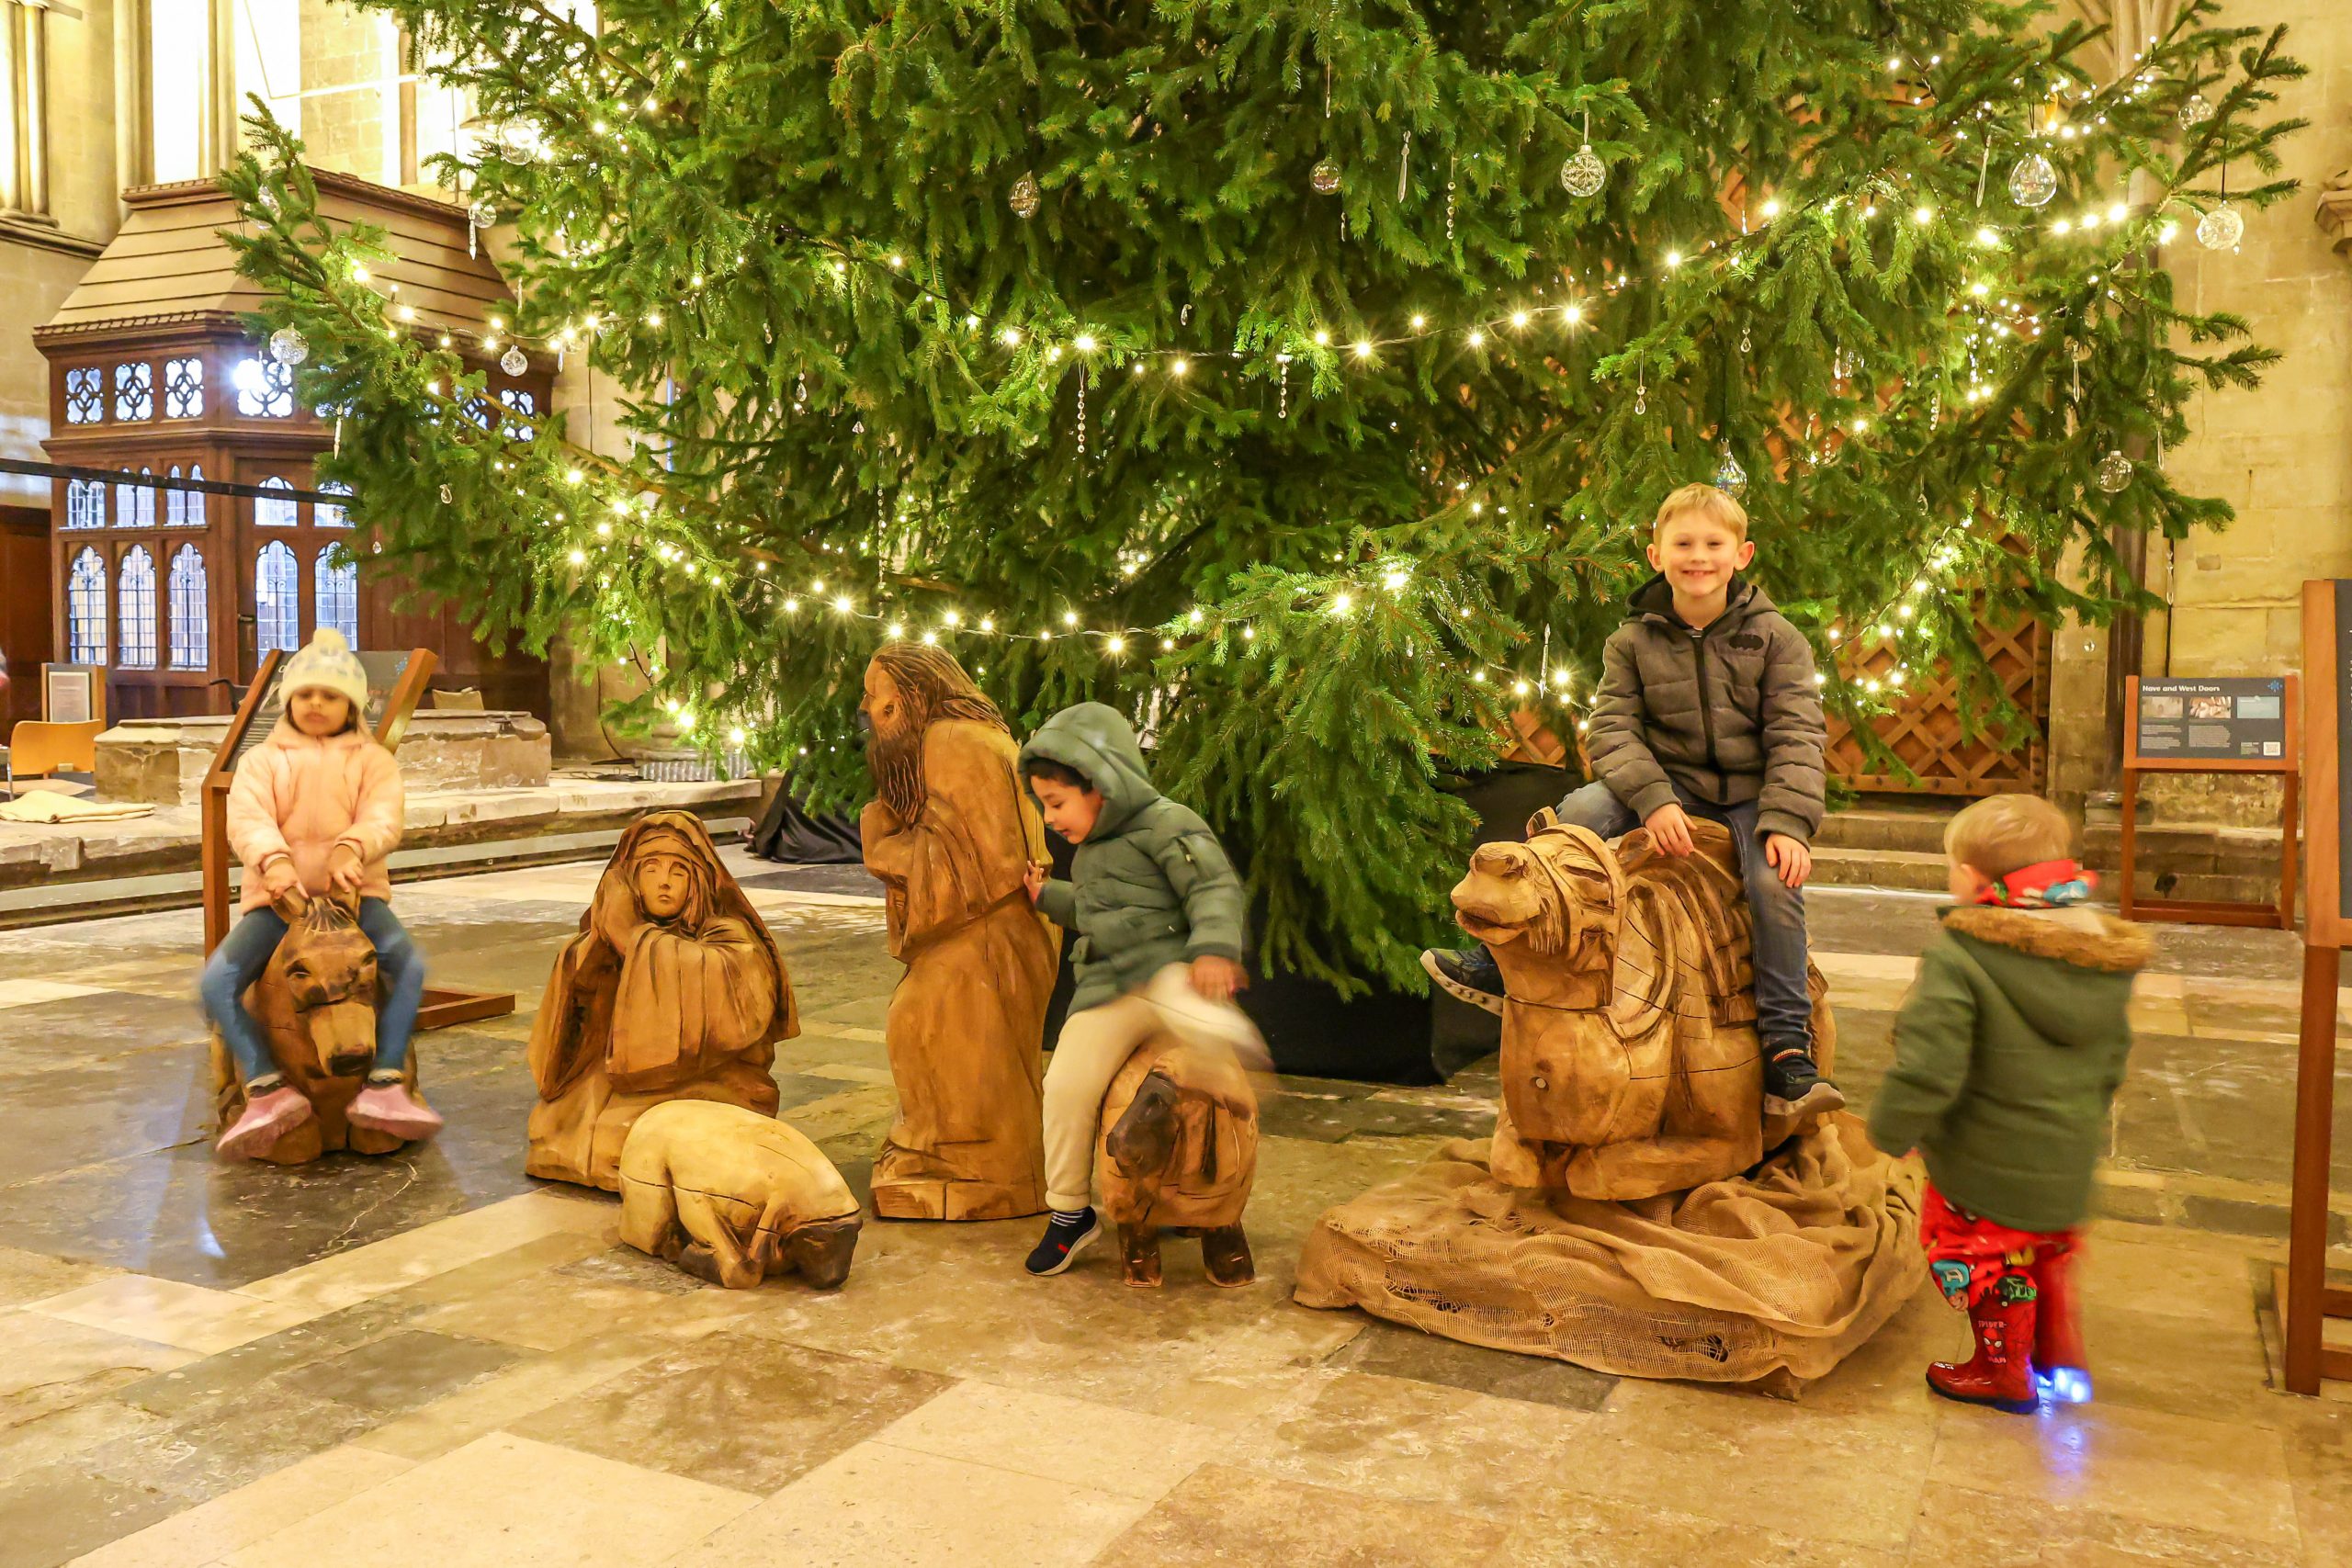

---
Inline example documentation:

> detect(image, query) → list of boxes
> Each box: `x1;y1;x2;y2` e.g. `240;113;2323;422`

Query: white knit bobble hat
280;627;369;712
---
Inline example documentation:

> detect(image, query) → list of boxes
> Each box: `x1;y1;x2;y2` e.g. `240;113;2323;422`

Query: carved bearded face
633;852;695;920
861;661;927;822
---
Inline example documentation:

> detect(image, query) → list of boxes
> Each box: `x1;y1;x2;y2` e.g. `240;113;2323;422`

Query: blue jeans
199;898;427;1086
1553;781;1814;1054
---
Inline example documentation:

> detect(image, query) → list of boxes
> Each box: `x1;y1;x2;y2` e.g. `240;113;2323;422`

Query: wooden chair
199;647;514;1031
2;719;107;796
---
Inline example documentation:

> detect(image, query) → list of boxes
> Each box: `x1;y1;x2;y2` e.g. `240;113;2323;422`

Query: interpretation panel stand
2120;675;2298;930
2284;583;2350;1394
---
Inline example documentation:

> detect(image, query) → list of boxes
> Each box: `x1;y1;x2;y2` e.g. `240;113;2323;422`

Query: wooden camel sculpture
209;895;427;1165
1095;1037;1260;1288
1450;811;1837;1201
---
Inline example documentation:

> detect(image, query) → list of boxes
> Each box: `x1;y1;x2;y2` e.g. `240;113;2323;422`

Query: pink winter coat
226;721;404;913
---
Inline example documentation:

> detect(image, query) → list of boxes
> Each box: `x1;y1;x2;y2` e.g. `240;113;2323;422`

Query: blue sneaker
1023;1208;1101;1277
1421;945;1506;1017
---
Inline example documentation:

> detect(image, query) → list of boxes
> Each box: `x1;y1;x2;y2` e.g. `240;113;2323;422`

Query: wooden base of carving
209;1021;425;1167
1096;1035;1260;1288
870;1150;1046;1223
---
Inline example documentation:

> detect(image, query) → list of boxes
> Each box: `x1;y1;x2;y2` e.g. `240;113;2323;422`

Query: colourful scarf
1977;858;2098;909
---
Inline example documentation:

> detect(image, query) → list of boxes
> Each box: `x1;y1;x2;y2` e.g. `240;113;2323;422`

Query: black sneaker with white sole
1420;945;1507;1017
1761;1046;1846;1119
1023;1208;1102;1277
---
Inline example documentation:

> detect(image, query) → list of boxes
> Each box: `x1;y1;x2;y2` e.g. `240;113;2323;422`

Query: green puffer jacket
1867;904;2154;1233
1584;575;1827;844
1019;704;1248;1014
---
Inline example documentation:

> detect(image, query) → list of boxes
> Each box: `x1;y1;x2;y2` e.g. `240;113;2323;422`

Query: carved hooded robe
862;716;1058;1220
526;811;795;1190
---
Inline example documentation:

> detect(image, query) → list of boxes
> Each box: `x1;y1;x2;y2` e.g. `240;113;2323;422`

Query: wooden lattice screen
1824;614;2050;796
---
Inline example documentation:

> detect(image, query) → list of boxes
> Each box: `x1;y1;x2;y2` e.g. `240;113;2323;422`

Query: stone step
1808;845;1952;892
1816;807;1954;856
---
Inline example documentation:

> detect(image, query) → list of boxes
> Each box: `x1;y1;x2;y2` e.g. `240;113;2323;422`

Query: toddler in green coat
1868;793;2152;1414
1014;703;1260;1279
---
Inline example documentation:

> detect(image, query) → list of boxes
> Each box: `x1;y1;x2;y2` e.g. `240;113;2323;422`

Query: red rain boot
1928;1289;2040;1415
2030;1251;2092;1404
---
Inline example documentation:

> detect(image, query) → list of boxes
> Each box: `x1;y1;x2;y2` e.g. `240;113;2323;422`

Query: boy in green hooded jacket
1869;793;2152;1415
1014;703;1254;1278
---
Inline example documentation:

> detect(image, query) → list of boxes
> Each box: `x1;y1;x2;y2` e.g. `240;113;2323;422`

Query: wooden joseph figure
526;810;795;1190
858;645;1057;1221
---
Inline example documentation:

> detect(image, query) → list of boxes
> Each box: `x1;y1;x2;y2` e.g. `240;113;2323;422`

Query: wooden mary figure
526;810;795;1190
859;645;1057;1220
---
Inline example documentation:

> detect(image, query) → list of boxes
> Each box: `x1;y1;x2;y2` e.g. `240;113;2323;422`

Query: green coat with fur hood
1867;904;2154;1233
1019;704;1248;1014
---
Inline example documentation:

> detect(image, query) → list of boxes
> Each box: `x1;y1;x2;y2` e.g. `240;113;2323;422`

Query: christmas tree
227;0;2301;992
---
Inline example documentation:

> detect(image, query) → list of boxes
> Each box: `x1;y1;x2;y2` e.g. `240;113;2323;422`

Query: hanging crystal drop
333;415;343;456
2195;202;2244;251
1445;154;1456;243
1739;325;1751;355
1397;131;1412;203
2007;152;2058;209
1713;443;1748;499
1634;367;1645;416
1076;367;1087;457
1278;357;1289;418
1009;172;1041;219
438;483;454;503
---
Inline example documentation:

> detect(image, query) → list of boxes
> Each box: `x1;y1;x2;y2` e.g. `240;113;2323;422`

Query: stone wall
296;0;392;182
96;711;554;806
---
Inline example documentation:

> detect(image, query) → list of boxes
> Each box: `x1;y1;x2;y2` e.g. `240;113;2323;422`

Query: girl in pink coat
201;628;441;1159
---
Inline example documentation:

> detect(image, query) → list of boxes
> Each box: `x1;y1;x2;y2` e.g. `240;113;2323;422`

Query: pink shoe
347;1080;443;1141
217;1085;315;1161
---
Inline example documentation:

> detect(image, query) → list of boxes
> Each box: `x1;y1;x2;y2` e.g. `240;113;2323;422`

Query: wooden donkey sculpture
209;894;428;1165
1095;1038;1261;1287
1450;811;1837;1200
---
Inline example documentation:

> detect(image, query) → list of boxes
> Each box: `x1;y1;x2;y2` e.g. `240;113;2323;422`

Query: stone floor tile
663;1442;1157;1568
30;1275;322;1356
0;977;109;1010
2078;1234;2271;1325
1926;1398;2301;1547
1090;1462;1510;1567
1495;1488;1905;1567
1905;1478;2301;1568
62;1444;419;1568
2277;1404;2352;1568
510;1330;951;1495
0;1311;197;1414
551;1246;716;1297
1325;1317;1618;1412
272;1327;527;1416
0;1466;189;1568
1575;1380;1938;1551
1233;1369;1600;1515
413;1256;756;1353
0;1398;169;1488
232;1190;619;1315
870;1379;1219;1500
0;1245;119;1310
220;1433;758;1568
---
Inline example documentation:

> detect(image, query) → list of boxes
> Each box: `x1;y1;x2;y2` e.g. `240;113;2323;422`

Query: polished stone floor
1;854;2348;1566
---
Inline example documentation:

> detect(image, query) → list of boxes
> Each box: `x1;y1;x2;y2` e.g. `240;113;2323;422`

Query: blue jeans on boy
1553;780;1814;1054
199;898;426;1085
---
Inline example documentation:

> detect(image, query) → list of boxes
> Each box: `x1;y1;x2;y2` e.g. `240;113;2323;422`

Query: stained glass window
168;546;209;671
66;548;107;662
64;479;104;529
315;479;352;528
234;358;294;418
64;367;102;424
314;546;358;645
164;356;205;419
255;542;300;654
499;388;537;439
113;363;154;422
255;476;299;528
118;547;158;669
116;468;156;528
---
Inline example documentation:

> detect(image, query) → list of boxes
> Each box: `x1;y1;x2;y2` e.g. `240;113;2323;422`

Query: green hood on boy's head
1020;703;1159;835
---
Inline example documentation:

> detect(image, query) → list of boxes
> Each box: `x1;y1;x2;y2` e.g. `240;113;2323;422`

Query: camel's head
269;896;379;1077
1448;818;1623;958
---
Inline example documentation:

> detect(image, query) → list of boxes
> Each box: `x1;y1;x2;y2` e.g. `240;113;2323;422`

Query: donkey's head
1449;817;1625;962
268;895;379;1077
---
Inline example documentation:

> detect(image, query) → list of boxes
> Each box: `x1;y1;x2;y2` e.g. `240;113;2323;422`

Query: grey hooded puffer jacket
1019;704;1248;1013
1583;575;1828;844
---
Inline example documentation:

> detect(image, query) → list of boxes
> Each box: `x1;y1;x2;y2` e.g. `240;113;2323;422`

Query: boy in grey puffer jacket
1014;703;1257;1277
1425;482;1839;1120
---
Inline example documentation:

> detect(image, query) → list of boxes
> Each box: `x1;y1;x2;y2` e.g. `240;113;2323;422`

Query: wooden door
0;504;51;729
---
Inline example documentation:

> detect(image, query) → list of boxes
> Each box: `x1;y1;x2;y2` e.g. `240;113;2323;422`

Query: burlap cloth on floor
1294;1115;1924;1388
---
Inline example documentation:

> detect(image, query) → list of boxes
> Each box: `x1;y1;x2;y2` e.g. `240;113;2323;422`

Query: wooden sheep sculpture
209;894;427;1165
1450;811;1838;1200
1094;1037;1260;1287
616;1100;863;1290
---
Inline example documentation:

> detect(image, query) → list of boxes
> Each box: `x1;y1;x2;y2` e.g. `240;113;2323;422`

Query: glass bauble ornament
267;327;309;366
1008;172;1041;219
1309;158;1341;196
2095;448;2134;493
256;186;281;216
2195;202;2244;251
1713;444;1748;500
2007;152;2057;209
468;198;498;231
1560;142;1607;199
499;344;529;378
2178;92;2214;129
498;118;542;160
